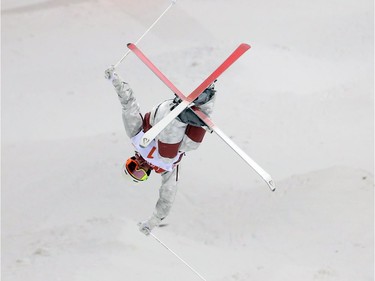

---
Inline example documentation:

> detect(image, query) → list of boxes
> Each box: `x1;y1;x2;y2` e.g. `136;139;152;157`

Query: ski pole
113;0;177;68
149;232;208;281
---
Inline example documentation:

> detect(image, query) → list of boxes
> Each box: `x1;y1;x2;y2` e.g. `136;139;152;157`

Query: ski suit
111;74;215;226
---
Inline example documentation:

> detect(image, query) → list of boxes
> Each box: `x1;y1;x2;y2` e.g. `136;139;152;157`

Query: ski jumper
112;75;215;221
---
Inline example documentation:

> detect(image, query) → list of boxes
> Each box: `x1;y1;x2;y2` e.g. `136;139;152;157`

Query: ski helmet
122;156;151;183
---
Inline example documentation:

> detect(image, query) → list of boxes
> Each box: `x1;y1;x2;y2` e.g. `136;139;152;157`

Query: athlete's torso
131;130;183;173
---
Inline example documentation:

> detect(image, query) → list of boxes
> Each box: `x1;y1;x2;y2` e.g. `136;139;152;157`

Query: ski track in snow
2;0;373;280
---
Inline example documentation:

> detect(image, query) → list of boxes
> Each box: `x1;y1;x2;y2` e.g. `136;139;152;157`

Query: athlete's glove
104;66;131;101
104;65;117;81
138;214;162;236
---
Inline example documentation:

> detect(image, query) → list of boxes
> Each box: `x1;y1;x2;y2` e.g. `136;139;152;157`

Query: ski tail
193;109;276;191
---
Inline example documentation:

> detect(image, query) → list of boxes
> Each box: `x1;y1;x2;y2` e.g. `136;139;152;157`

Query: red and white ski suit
112;75;215;222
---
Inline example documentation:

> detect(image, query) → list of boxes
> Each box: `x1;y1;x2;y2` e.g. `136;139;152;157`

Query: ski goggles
124;157;150;182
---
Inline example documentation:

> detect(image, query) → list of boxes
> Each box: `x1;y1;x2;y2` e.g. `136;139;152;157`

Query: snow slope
2;0;374;280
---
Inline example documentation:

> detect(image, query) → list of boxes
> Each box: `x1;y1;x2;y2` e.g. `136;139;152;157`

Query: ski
127;43;250;148
128;43;276;191
127;43;186;100
193;110;276;191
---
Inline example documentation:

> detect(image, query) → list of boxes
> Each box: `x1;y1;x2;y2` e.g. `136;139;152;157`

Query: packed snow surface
2;0;373;280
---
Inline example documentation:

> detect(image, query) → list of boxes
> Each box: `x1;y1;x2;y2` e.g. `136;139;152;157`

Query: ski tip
240;43;251;50
127;42;134;48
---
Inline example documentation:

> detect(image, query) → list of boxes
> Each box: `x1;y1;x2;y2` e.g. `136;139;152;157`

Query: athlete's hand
104;65;116;80
138;215;162;236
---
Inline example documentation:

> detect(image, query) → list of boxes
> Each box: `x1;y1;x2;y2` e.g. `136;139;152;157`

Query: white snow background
1;0;374;280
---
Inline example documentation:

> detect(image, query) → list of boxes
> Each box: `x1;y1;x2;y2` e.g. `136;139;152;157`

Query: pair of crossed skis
127;43;275;191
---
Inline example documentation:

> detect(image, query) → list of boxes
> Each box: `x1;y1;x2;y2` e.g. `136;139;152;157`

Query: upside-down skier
105;66;216;236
